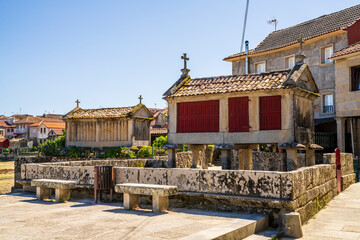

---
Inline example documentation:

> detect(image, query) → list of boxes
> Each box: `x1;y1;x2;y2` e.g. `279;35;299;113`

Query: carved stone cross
181;53;189;69
298;34;305;53
75;99;80;107
139;95;143;104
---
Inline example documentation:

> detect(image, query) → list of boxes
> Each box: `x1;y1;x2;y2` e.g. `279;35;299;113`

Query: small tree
152;136;167;148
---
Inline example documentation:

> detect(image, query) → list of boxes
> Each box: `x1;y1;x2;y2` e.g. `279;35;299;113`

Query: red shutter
260;96;281;130
177;100;219;133
229;97;249;132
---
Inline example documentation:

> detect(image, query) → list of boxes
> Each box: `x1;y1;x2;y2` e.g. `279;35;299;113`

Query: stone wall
20;152;356;226
14;156;167;188
323;152;356;191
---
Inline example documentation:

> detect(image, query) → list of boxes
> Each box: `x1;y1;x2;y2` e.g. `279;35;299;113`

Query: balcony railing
323;105;334;113
14;129;27;134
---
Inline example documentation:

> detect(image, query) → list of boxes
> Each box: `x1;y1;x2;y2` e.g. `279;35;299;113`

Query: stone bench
114;183;178;212
31;179;77;202
16;179;35;192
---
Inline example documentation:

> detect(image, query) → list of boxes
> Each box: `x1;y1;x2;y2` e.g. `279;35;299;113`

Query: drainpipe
245;40;249;74
350;118;355;157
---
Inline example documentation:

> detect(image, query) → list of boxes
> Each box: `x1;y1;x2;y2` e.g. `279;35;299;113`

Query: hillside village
1;3;360;240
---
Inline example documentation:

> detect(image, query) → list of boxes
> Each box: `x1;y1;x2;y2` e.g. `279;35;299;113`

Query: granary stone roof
331;41;360;59
224;4;360;61
164;63;319;98
64;104;153;120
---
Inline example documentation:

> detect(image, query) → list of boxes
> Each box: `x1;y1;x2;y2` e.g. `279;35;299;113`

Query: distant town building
331;41;360;157
0;121;16;139
223;4;360;152
29;120;65;144
64;100;153;148
149;108;168;142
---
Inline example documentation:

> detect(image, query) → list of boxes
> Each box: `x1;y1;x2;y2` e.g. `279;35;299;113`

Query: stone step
180;214;269;240
243;228;280;240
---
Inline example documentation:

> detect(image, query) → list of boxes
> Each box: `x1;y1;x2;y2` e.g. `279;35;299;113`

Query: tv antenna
240;0;250;53
267;18;278;31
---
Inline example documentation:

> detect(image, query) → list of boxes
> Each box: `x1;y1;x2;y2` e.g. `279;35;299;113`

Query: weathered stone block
114;167;139;184
25;164;40;179
310;166;320;187
292;170;306;200
139;168;167;185
282;212;303;238
280;172;293;200
167;169;200;192
199;170;281;198
21;164;26;179
78;166;94;185
128;159;146;168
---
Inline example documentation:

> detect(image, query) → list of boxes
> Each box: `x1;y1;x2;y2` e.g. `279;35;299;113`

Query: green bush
119;147;136;158
29;146;38;152
41;140;59;157
152;136;167;148
68;146;83;158
137;146;152;158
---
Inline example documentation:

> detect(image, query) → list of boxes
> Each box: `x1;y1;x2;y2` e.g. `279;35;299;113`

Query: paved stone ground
0;192;263;240
284;182;360;240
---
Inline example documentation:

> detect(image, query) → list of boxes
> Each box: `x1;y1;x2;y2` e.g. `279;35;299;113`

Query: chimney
245;40;249;74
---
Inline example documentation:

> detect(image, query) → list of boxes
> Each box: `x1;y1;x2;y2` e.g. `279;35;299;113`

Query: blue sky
0;0;358;116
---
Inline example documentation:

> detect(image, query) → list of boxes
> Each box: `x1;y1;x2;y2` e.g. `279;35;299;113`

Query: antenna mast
240;0;250;53
267;18;278;31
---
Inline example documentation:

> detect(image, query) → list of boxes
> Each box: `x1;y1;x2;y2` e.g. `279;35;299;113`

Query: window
285;56;295;69
255;62;266;73
11;129;14;132
321;46;333;64
323;94;334;113
7;129;10;132
351;65;360;91
177;100;219;133
260;96;282;130
228;97;249;132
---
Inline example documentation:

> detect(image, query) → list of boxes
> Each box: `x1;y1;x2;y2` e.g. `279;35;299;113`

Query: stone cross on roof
295;34;306;65
75;99;80;108
181;53;189;69
298;34;305;53
139;95;143;104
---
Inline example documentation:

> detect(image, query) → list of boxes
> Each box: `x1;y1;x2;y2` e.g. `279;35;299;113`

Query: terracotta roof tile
331;41;360;58
42;122;65;129
0;121;14;128
224;5;360;60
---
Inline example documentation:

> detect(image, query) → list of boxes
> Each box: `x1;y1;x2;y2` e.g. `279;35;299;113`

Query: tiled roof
64;104;152;120
331;41;360;58
165;63;318;98
0;138;8;143
65;107;135;119
224;4;360;60
49;129;64;135
15;116;42;124
0;121;14;128
43;122;65;129
168;71;290;97
151;127;167;135
29;119;65;128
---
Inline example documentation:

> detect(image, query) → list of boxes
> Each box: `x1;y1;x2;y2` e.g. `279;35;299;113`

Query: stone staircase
180;213;271;240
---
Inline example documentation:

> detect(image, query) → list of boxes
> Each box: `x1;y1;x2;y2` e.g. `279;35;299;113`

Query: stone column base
123;193;139;210
36;187;51;200
153;196;169;213
55;189;71;202
306;149;315;166
282;212;303;238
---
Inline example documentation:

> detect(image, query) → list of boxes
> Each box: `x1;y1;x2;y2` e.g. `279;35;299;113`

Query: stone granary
164;55;322;171
64;99;153;148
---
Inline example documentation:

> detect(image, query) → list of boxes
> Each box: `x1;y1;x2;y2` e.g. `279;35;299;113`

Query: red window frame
260;96;281;130
228;97;249;132
177;100;219;133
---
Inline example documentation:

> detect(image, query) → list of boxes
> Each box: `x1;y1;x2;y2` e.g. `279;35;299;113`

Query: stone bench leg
23;183;35;193
36;187;51;200
152;196;168;213
123;193;139;210
55;189;71;202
